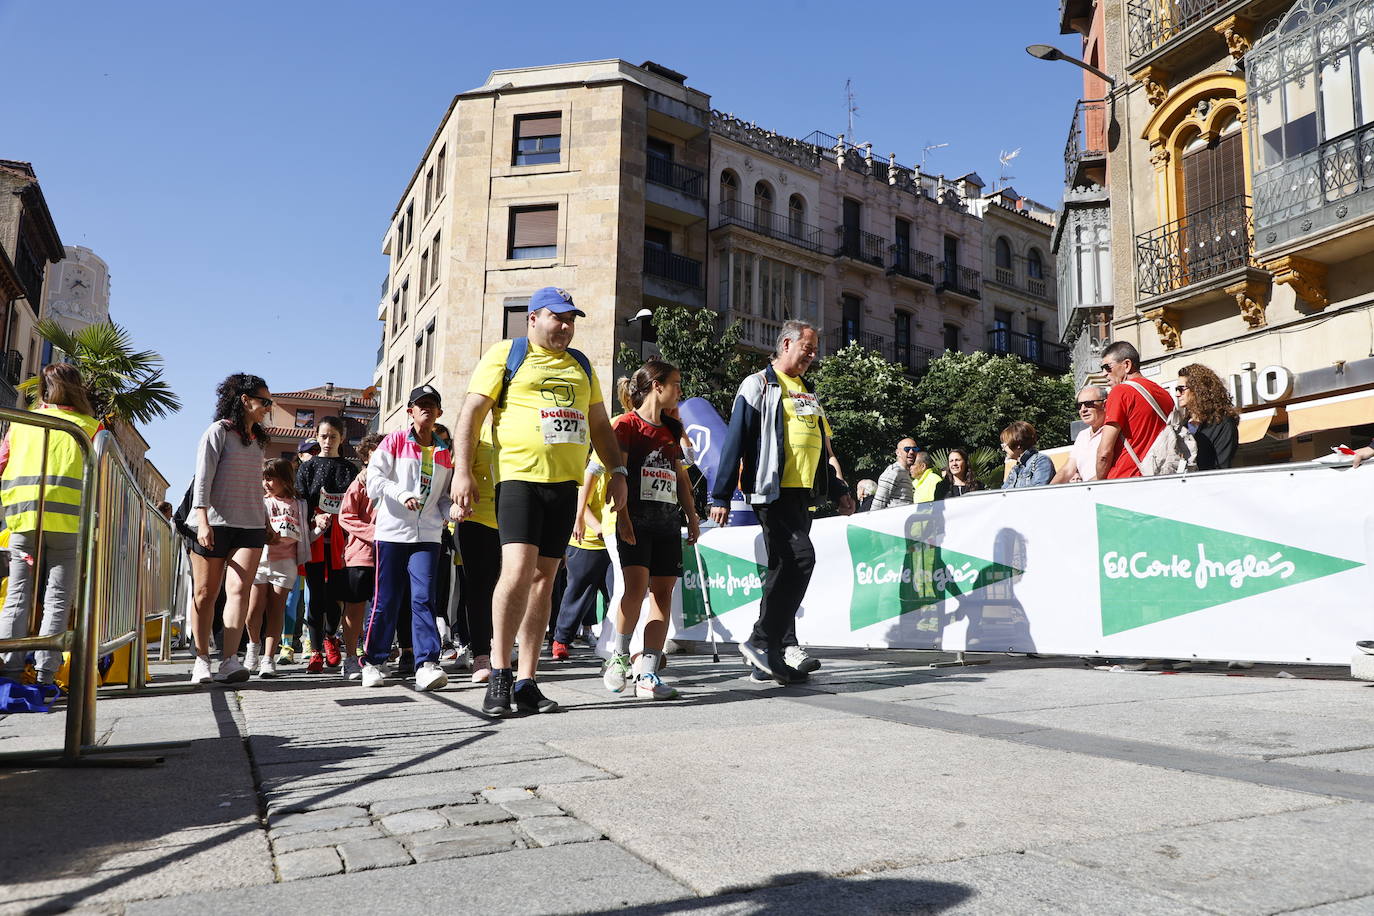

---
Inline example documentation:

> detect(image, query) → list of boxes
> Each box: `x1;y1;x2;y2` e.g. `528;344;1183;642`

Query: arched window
754;181;774;220
1027;247;1044;279
788;194;806;238
720;170;739;204
995;236;1013;268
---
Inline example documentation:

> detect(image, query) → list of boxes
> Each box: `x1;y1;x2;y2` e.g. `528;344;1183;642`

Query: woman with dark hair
601;359;699;701
187;373;271;685
1000;421;1053;489
0;364;101;686
1177;364;1239;470
943;448;983;497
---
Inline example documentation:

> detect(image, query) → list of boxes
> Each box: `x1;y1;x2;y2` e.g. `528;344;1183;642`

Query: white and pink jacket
366;427;454;544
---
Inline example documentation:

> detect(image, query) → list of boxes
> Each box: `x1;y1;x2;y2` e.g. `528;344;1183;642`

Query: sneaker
453;645;471;670
440;646;458;662
415;661;448;692
322;636;342;668
243;642;261;671
551;640;571;661
361;663;387;688
395;653;416;678
513;679;559;713
277;645;296;665
635;672;679;700
603;653;632;693
577;626;595;647
190;656;213;685
1357;640;1374;655
740;639;785;683
257;657;278;679
216;656;250;684
784;646;820;674
471;654;492;684
342;656;362;681
306;652;324;673
482;669;514;717
748;664;807;685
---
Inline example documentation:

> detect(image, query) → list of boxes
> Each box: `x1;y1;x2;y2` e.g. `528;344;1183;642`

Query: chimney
325;382;334;397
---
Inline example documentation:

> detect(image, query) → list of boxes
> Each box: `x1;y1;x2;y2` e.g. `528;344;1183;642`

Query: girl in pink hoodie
337;433;382;681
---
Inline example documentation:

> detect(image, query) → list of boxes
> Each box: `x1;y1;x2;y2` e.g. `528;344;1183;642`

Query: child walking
337;432;382;681
245;459;311;678
361;386;454;691
295;416;358;673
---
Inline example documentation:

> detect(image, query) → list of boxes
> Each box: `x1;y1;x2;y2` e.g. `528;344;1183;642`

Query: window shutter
518;114;561;138
511;207;558;247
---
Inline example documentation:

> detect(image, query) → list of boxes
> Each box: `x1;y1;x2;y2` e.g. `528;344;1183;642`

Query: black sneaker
749;664;807;684
513;679;559;714
482;669;514;717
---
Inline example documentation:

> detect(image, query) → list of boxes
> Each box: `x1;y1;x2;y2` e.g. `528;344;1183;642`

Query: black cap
407;384;442;407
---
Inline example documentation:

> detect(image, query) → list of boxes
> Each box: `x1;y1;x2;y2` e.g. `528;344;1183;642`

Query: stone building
971;188;1065;373
42;245;111;335
264;383;379;461
0;160;64;407
1066;0;1374;465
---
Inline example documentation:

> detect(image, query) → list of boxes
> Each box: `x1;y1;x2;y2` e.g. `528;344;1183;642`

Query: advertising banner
670;462;1374;665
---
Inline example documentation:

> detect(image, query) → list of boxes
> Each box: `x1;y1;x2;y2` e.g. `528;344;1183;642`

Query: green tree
911;350;1075;454
20;320;181;424
808;342;923;480
615;305;761;417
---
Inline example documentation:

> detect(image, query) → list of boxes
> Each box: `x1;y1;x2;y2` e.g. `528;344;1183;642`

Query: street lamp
1025;44;1116;88
627;308;653;361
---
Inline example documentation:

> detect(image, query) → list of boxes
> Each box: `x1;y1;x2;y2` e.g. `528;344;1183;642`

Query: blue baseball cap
529;286;585;317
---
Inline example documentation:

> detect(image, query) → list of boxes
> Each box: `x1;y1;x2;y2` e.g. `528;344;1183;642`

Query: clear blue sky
0;0;1081;498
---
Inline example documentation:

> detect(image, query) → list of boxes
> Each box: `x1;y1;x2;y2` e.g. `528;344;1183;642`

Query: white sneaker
361;663;387;688
603;653;632;693
216;656;250;683
784;646;820;674
415;661;448;692
635;672;679;700
342;656;362;681
257;657;278;679
190;656;213;685
243;642;261;671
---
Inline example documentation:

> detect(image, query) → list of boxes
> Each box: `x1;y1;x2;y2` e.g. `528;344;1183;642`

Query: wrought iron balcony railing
835;227;888;267
1253;123;1374;251
987;328;1071;373
646;155;705;199
1135;196;1252;299
1065;98;1108;185
1127;0;1233;61
890;245;936;284
825;327;934;372
938;262;982;299
716;199;825;252
643;244;703;288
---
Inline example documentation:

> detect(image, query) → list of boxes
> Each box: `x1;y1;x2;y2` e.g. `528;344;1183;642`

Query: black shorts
615;524;683;578
338;566;375;604
496;480;578;559
190;525;267;559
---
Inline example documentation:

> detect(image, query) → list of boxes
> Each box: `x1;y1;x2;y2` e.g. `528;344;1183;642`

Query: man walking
452;287;626;717
709;319;853;685
1096;341;1175;480
870;438;918;510
1052;386;1109;484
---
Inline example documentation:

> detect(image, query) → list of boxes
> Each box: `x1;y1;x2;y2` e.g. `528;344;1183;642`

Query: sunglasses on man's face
1076;399;1104;409
1099;362;1115;373
901;446;918;452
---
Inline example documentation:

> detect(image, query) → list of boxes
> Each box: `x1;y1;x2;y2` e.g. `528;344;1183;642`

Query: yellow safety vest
912;468;942;504
1;406;100;534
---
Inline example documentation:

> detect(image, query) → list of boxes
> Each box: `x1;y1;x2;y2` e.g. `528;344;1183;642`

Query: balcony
645;155;707;223
835;227;888;268
715;199;825;253
1136;196;1251;299
380;275;389;299
1065;98;1108;187
644;245;702;288
1126;0;1238;64
376;342;385;367
889;246;936;285
1028;277;1048;299
1253;123;1374;257
646;156;705;199
938;263;982;300
729;313;785;353
825;327;935;373
987;328;1071;374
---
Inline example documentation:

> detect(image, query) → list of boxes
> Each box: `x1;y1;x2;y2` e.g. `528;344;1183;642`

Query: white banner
663;461;1374;666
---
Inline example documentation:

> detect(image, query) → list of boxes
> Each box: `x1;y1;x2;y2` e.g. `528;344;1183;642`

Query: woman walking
188;373;271;684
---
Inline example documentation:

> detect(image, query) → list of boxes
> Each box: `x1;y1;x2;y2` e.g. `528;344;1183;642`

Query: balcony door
841;294;862;345
1180;122;1244;284
842;198;862;256
993;308;1012;353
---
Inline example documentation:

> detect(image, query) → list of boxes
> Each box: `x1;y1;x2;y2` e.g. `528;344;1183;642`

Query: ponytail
619;358;679;412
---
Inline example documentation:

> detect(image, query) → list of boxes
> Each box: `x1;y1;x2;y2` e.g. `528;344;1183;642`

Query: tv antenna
921;142;948;168
845;79;859;138
997;147;1022;189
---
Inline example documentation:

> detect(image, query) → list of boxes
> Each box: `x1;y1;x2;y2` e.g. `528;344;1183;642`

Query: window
992;309;1012;352
294;408;315;429
788;194;807;238
404;202;414;250
944;235;960;272
1027;248;1044;279
1027;318;1045;362
430;231;441;287
424;319;436;375
387;366;396;406
720;170;739;203
435;146;446;199
647;137;674;162
995;236;1013;269
943;323;960;352
399;278;409;327
419;250;429;296
514;113;561;165
893;311;911;368
754;181;774;221
393;230;402;264
397;356;405;396
841;294;861;343
895;218;912;252
1182;120;1244;216
644;225;672;252
509;206;558;259
413;333;423;384
390;291;401;337
503;300;530;339
424;165;434;216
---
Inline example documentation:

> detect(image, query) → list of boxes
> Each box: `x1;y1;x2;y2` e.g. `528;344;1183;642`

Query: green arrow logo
847;524;1022;631
681;542;769;629
1096;504;1363;635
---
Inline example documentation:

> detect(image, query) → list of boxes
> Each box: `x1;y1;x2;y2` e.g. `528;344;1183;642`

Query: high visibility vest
1;406;100;534
912;469;942;504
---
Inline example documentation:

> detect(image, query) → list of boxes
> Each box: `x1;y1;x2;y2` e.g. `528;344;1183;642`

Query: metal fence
1135;196;1252;298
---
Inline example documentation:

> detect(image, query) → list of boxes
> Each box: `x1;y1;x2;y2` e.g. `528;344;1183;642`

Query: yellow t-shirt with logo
468;339;603;485
569;463;610;551
777;371;832;489
468;428;499;530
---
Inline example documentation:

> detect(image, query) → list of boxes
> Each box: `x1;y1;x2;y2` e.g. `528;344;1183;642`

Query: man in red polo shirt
1095;340;1175;480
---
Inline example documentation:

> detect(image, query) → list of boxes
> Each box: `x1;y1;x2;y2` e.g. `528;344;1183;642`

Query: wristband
611;465;628;476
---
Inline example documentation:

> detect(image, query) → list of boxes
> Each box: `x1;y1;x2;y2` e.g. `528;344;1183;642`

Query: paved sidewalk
1;646;1372;914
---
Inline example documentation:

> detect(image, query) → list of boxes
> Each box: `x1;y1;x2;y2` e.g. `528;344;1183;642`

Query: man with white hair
1051;385;1109;484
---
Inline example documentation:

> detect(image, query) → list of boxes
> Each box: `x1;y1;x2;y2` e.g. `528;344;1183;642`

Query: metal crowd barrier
0;412;179;767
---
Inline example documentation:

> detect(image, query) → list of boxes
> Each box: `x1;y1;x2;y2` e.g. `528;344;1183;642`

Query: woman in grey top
188;373;272;685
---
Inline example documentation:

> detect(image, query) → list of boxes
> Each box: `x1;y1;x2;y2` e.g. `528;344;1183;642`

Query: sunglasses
1175;385;1189;394
250;395;273;408
1076;399;1104;409
1099;362;1114;373
901;446;919;452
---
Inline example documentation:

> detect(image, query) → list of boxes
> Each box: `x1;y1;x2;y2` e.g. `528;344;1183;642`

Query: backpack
498;337;593;408
1120;379;1197;476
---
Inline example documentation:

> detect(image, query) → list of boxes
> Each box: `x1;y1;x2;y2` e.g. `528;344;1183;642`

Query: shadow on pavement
582;871;974;915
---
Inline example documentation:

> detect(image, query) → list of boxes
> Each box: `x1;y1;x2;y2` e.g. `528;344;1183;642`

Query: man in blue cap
452;287;626;717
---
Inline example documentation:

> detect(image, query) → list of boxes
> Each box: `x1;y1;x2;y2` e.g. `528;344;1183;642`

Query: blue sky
0;0;1082;497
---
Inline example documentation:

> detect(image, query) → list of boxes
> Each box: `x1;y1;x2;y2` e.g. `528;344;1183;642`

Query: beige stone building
970;189;1065;372
1067;0;1374;465
42;245;111;335
0;160;64;408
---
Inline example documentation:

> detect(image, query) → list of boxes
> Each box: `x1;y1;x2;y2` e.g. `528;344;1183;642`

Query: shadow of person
951;526;1034;653
871;498;948;650
580;870;975;914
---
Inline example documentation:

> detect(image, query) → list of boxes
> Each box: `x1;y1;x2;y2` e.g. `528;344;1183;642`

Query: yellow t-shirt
468;339;603;485
468;428;499;530
777;371;831;489
569;464;610;551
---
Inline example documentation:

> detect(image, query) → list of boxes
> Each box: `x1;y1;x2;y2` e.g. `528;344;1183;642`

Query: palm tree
19;320;181;424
